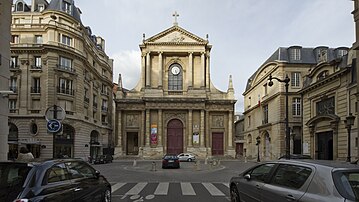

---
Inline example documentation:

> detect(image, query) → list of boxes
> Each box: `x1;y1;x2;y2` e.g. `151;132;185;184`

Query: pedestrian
17;147;34;162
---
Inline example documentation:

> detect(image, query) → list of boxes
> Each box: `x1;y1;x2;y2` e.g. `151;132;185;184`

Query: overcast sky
73;0;354;112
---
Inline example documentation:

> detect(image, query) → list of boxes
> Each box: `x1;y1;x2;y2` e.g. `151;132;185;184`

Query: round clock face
171;66;180;75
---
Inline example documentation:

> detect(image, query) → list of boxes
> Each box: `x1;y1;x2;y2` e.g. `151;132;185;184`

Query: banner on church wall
193;132;199;145
151;124;157;145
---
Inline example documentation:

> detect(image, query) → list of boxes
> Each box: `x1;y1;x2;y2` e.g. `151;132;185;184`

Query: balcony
31;87;41;93
10;65;20;72
56;64;76;73
30;65;42;70
57;87;74;95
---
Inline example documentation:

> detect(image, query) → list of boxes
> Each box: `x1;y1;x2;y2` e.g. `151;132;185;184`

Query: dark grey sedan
230;159;359;202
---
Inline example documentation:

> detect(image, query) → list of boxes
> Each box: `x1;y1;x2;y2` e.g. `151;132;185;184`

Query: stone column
141;110;145;147
141;53;146;89
146;52;151;87
116;110;122;147
228;111;233;148
201;52;205;87
206;110;210;147
200;110;205;147
145;109;150;146
158;52;163;88
114;110;123;157
206;53;210;89
158;109;163;146
187;52;193;88
188;110;193;147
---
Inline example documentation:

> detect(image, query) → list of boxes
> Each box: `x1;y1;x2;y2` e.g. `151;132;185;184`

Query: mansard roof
244;46;349;92
46;0;82;22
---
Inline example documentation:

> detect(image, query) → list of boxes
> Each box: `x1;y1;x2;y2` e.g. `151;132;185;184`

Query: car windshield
164;155;177;159
333;170;359;201
0;163;32;201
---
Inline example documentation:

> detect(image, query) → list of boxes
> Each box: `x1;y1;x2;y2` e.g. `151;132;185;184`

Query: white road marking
223;183;229;188
154;182;169;195
202;183;225;196
126;182;148;195
180;182;196;195
111;182;126;193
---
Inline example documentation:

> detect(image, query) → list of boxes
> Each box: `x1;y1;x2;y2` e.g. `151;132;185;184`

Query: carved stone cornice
164;112;186;125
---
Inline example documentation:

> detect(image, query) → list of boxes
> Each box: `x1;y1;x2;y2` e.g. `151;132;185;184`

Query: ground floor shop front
7;118;113;160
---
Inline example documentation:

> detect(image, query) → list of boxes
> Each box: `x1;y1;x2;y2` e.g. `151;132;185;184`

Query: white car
177;153;196;162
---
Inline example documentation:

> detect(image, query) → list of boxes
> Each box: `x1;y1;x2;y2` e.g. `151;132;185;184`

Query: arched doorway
53;124;74;158
8;123;18;160
90;130;101;159
263;131;271;160
167;119;183;154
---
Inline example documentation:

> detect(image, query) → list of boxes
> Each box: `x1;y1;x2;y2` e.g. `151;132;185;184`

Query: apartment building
243;46;349;161
8;0;114;160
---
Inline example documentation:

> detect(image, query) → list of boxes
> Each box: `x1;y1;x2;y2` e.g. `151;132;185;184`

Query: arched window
168;63;183;90
17;2;24;11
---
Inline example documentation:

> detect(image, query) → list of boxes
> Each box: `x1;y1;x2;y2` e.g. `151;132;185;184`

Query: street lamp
344;113;355;162
256;136;261;162
268;74;291;159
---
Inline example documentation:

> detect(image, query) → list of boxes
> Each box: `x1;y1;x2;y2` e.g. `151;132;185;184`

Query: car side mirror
244;174;251;181
95;170;101;178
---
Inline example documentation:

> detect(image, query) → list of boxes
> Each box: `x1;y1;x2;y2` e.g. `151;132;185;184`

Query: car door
238;163;275;202
37;163;76;202
178;153;185;161
261;164;313;202
66;161;103;202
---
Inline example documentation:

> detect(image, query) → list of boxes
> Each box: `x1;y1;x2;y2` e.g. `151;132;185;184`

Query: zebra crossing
110;181;230;201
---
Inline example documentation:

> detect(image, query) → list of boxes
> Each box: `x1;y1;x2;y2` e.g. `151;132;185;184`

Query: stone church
114;17;236;159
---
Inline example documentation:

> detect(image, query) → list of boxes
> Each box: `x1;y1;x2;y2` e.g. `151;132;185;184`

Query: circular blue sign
47;119;62;133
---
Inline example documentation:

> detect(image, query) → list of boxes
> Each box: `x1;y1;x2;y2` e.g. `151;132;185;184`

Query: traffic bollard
151;161;156;171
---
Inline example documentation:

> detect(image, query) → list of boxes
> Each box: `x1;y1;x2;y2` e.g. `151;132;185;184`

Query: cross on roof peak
173;11;179;26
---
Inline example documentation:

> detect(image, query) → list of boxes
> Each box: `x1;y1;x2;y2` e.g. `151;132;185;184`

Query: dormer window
337;49;348;58
63;2;72;14
290;48;301;61
16;2;24;12
318;49;327;63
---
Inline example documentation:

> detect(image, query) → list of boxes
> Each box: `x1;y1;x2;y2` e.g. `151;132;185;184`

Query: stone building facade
0;0;12;161
243;46;349;161
114;22;236;159
300;49;357;160
8;0;114;160
353;0;359;160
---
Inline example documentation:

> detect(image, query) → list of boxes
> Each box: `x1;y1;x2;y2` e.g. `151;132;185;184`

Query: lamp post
268;74;290;159
344;113;355;162
256;136;261;162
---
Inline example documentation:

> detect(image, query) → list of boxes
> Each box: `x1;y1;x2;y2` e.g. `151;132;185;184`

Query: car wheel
103;188;111;202
187;158;192;162
230;185;240;202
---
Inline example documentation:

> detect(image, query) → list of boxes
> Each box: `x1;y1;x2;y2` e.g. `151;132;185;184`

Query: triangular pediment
145;26;206;44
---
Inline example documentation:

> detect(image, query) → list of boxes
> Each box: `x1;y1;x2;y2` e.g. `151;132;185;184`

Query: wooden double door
167;119;183;154
212;132;224;155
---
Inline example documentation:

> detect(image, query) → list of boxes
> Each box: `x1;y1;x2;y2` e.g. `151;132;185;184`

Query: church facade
114;21;236;159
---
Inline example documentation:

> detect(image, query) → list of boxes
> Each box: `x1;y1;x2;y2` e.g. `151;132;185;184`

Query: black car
94;155;113;164
162;154;180;169
0;159;111;202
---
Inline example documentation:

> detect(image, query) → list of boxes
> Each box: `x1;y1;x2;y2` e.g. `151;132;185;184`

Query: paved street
93;159;257;202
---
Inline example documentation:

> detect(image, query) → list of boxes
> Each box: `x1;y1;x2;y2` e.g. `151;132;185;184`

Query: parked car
162;154;180;169
94;154;113;164
0;159;111;202
278;154;312;160
177;153;196;162
230;159;359;202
